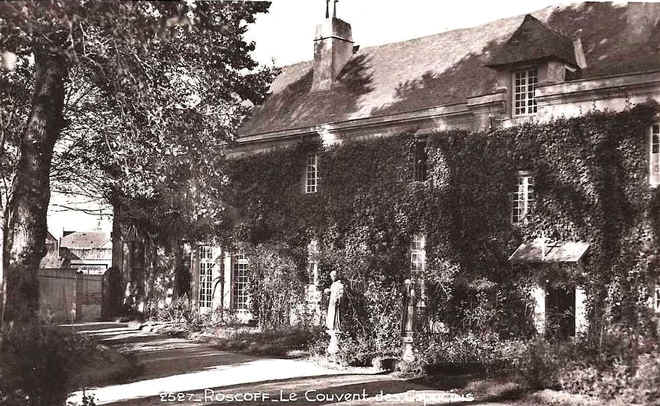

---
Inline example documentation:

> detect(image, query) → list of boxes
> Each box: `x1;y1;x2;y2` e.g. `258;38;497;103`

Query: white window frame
198;246;214;308
512;171;534;224
305;153;319;194
410;234;426;276
232;254;249;311
512;68;538;116
650;123;660;187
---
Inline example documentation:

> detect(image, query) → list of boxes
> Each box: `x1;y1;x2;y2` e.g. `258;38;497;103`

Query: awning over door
508;239;589;263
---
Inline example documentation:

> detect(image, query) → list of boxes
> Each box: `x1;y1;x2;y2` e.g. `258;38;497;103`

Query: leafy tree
0;1;274;323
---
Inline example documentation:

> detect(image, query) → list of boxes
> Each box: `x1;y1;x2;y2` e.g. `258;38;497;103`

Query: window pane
305;154;318;193
512;175;534;224
513;69;537;116
232;255;249;311
199;256;214;308
410;234;426;275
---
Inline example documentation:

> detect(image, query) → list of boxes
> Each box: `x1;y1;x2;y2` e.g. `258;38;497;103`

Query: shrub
0;324;96;406
211;326;322;356
244;243;308;330
512;328;660;404
416;332;527;376
147;295;244;333
514;338;570;389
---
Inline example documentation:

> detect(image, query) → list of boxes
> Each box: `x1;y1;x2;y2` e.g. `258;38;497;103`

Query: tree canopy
0;0;275;322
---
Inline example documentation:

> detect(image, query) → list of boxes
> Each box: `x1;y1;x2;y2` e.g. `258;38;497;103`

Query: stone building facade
192;2;660;333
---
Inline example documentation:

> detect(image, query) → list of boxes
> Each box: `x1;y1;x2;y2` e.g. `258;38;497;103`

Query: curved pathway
65;323;509;406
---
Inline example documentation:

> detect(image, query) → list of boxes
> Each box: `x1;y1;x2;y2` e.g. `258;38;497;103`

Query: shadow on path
66;323;523;406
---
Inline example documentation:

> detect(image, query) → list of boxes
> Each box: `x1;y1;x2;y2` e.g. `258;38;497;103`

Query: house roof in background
239;2;660;136
60;231;111;250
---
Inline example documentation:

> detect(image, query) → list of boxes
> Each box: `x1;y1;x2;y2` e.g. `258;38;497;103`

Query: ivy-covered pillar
575;286;588;336
223;252;232;310
531;282;546;335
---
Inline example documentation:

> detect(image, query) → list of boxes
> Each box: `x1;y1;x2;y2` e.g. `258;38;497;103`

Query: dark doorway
546;285;576;339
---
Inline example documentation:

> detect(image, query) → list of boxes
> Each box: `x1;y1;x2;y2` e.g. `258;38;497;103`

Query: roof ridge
276;4;561;70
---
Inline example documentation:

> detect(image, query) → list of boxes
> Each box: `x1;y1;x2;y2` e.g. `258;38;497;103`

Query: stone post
531;282;546;335
401;279;417;362
575;286;588;336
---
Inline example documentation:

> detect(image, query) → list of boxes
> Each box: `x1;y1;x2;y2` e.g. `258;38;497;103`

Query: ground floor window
199;246;213;308
410;234;426;276
232;254;249;311
512;171;534;224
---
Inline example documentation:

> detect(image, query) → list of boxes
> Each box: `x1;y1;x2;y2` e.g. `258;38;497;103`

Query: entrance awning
508;240;589;263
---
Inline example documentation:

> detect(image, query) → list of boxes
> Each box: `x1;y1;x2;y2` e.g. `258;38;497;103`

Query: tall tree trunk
3;51;67;323
108;194;124;318
0;208;8;328
172;235;186;298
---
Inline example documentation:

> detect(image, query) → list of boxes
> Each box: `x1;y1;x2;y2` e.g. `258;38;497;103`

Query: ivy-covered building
193;3;660;336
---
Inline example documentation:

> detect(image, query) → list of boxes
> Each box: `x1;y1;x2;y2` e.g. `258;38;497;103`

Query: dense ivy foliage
227;103;659;351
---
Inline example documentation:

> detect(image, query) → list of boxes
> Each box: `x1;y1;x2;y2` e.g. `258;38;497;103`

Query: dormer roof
486;14;577;69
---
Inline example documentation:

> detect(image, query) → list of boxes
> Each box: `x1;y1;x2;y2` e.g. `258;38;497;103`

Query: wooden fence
38;269;104;323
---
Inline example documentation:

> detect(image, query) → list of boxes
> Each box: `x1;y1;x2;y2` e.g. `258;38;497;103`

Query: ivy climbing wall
227;103;660;348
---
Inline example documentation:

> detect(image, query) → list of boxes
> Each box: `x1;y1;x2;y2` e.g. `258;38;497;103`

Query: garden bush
0;324;96;406
209;326;322;356
146;295;244;333
414;332;528;376
513;328;660;404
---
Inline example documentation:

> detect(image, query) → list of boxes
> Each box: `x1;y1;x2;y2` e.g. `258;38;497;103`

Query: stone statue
324;270;344;359
325;270;344;331
401;279;416;335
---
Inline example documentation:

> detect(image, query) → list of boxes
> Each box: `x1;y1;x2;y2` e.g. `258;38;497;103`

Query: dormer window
513;68;538;116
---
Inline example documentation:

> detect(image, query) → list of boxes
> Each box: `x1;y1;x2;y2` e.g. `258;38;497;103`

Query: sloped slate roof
486;14;577;67
240;2;660;137
60;231;111;250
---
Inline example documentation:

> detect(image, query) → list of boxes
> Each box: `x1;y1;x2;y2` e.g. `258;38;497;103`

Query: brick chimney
311;17;354;92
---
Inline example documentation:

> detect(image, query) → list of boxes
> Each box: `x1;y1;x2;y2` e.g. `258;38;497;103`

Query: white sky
246;0;571;67
47;0;585;237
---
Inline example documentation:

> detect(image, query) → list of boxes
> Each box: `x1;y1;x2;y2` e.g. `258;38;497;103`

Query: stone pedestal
402;334;415;362
327;329;339;361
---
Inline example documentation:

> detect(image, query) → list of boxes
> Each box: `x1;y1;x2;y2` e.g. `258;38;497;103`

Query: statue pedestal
327;329;339;361
402;333;415;362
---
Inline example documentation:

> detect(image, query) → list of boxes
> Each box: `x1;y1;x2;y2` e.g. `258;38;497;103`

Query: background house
60;230;112;274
